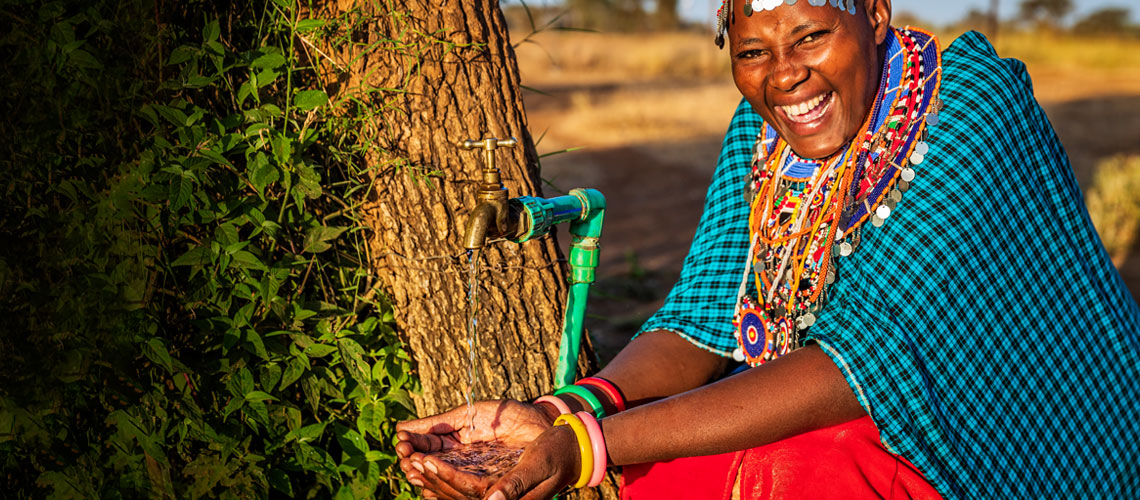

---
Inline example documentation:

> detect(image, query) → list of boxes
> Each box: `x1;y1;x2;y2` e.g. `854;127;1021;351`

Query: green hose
511;189;605;388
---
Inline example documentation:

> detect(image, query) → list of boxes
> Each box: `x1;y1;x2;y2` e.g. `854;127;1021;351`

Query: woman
397;0;1140;498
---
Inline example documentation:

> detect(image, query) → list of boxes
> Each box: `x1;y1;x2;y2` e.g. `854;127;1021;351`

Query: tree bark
311;1;619;498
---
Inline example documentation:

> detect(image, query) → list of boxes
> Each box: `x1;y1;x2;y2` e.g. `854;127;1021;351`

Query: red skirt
619;416;941;500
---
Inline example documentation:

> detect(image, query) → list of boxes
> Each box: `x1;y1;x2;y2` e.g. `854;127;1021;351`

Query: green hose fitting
508;188;605;388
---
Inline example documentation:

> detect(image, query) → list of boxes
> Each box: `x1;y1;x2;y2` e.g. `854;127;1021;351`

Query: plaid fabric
638;31;1140;497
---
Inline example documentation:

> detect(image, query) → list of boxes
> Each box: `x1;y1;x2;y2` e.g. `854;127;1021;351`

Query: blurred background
501;0;1140;359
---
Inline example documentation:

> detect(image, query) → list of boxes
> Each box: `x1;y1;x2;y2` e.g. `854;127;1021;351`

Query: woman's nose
770;56;809;92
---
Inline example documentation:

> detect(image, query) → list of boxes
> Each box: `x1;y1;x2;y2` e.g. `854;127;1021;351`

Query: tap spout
463;202;498;250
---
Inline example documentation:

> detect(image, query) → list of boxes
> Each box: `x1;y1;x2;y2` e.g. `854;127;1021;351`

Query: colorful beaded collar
732;27;943;367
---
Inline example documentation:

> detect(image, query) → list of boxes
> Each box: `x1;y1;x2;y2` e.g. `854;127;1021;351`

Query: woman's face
729;0;891;159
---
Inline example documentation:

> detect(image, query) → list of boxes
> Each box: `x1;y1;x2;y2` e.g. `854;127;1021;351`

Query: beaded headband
715;0;859;48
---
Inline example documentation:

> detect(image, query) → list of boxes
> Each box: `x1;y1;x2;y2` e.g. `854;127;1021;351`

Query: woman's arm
483;344;865;500
603;343;864;465
542;330;730;418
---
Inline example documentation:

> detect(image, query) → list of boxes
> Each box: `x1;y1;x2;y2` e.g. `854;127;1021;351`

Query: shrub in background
0;1;417;498
1087;155;1140;268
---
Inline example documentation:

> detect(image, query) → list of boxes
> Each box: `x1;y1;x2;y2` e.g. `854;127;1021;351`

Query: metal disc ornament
901;168;916;182
915;142;929;156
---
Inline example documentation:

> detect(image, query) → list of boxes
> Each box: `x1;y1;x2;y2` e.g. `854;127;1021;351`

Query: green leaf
334;485;354;500
335;425;368;457
356;402;382;439
304;343;337;358
303;226;347;253
153;104;189;128
171;245;213;267
199;148;232;167
294;442;337;476
249;156;279;195
270;133;293;165
223;328;241;353
231;251;268;272
168;46;198;65
236;367;254;396
222;397;245;421
285;422;327;443
244;329;269;360
293;90;328;112
260;363;282;391
143;339;175;374
202;19;220;42
171;175;193;212
279;356;306;391
238;80;256;107
68;49;103;69
337;338;370;387
267;469;294;496
384;389;415;413
244;390;275;403
251;52;286;70
295;19;325;32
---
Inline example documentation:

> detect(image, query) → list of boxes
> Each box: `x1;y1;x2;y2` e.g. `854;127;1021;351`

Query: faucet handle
459;137;518;151
459;137;518;175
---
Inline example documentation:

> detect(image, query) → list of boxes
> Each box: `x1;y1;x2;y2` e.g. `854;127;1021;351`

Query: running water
464;249;481;433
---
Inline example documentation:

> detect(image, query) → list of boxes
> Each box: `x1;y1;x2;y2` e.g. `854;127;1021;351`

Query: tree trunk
656;0;680;30
311;1;619;498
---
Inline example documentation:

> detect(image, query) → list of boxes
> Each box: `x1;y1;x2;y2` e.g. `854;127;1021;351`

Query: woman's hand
482;424;582;500
396;400;555;499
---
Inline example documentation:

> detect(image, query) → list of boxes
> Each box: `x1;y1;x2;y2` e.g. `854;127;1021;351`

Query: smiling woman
395;1;1140;499
729;0;885;159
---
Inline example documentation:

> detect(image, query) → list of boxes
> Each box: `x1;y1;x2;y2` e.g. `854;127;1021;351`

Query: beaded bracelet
575;411;608;487
553;413;593;489
534;395;572;416
576;377;626;413
554;385;606;418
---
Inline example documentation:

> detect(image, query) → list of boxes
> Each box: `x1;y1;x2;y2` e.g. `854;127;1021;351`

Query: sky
675;0;1140;26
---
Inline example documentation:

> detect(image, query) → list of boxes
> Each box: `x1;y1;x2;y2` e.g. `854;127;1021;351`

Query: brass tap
459;137;518;250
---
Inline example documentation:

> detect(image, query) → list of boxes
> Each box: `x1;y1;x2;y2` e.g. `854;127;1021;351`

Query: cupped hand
397;400;556;499
482;424;582;500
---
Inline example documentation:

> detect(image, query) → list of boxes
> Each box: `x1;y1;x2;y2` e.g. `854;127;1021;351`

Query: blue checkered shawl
638;31;1140;497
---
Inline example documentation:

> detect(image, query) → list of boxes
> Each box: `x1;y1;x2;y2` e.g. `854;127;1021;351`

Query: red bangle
576;377;626;412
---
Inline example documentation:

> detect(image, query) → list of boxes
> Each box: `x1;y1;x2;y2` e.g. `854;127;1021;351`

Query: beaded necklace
733;27;943;367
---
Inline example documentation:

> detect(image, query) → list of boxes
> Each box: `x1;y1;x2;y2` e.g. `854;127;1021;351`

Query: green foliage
0;0;418;498
1073;8;1140;38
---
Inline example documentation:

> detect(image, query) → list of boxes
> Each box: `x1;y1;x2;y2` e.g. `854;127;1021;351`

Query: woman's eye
801;31;828;44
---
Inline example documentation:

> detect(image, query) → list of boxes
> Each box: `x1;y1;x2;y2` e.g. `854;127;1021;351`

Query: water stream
464;249;481;433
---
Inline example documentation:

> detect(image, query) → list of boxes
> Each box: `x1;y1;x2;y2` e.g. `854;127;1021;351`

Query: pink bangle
576;411;607;487
534;395;571;416
577;377;626;413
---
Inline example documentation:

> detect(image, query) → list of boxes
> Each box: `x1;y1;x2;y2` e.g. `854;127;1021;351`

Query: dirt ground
518;38;1140;362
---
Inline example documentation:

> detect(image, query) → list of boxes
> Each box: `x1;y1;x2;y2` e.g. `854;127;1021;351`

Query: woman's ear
865;0;893;45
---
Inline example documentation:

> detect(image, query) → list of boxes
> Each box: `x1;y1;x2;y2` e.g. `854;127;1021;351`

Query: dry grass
1086;155;1140;267
513;30;730;86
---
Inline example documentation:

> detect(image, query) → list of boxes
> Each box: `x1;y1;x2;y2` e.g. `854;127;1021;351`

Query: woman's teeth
780;93;831;121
